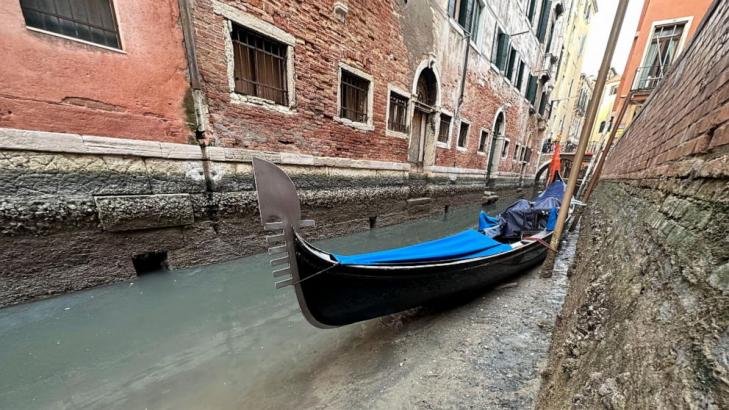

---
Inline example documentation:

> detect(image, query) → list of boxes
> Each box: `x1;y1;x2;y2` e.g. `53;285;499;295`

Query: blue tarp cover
333;229;512;265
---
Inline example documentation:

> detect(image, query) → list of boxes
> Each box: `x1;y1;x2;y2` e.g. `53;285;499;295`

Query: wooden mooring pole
542;0;630;277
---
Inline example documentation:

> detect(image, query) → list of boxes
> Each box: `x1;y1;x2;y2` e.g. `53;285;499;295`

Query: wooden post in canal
542;0;630;277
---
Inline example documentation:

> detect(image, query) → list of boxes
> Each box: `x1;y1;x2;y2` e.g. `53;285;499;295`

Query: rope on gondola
291;263;339;286
523;236;558;253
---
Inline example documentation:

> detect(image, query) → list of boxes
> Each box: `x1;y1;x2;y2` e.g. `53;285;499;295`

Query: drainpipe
178;0;207;140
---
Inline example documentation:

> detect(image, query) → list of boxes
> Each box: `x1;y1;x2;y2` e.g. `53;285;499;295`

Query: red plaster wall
0;0;191;143
612;0;713;119
603;0;729;179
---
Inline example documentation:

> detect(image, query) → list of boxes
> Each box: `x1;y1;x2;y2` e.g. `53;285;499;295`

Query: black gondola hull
294;234;552;327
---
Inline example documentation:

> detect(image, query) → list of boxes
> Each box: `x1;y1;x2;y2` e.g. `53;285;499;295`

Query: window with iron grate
438;114;452;143
231;24;289;106
340;70;370;123
387;92;408;133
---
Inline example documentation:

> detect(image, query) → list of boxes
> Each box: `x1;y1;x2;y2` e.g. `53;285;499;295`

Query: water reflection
0;191;525;410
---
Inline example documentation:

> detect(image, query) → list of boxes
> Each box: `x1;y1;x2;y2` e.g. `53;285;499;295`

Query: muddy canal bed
0;194;577;409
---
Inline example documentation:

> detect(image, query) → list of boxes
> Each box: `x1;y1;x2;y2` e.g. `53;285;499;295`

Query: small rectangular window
506;48;517;79
438;114;452;143
232;24;289;105
501;140;510;158
513;143;521;160
526;75;538;106
478;130;488;152
516;62;525;90
20;0;121;49
458;122;470;148
340;70;370;123
526;0;537;22
493;29;510;71
387;92;408;133
598;121;606;133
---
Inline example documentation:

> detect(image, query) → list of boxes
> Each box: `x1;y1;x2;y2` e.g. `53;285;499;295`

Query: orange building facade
611;0;713;136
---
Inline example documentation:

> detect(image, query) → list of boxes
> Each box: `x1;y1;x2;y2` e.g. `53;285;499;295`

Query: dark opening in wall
444;205;450;214
132;251;169;275
369;216;377;229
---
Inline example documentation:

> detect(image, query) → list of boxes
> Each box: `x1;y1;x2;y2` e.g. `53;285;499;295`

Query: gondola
253;158;567;328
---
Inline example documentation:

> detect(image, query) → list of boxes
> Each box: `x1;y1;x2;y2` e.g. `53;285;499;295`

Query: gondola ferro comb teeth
265;234;285;244
270;255;289;266
268;245;287;255
275;278;293;289
264;221;285;231
272;267;291;278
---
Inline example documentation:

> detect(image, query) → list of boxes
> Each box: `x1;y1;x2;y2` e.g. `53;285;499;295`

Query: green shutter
536;0;552;43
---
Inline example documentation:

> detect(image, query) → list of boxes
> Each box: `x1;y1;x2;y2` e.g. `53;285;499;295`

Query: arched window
415;68;438;107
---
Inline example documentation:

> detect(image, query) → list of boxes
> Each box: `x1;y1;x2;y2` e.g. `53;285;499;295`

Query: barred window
232;24;289;105
20;0;121;49
478;130;488;152
388;92;408;133
457;122;469;148
438;114;452;143
340;70;370;123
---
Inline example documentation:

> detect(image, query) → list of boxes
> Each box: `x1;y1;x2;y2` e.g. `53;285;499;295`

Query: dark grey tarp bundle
499;196;562;239
497;178;565;239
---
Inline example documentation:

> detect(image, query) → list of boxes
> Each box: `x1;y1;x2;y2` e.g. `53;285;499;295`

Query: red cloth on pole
547;144;561;184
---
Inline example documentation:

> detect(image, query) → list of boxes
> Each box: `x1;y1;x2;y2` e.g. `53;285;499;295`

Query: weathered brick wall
191;0;546;176
538;2;729;407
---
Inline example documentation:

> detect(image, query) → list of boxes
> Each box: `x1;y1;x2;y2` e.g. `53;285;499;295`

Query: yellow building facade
586;68;621;153
546;0;597;147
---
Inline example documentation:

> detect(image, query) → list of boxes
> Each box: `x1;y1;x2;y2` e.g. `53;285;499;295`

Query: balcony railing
632;65;665;92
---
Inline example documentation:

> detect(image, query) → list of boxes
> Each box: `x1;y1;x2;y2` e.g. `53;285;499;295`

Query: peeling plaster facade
547;0;597;147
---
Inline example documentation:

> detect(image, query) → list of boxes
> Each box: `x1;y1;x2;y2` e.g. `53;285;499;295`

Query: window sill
230;93;296;114
477;151;487;156
26;26;125;53
456;146;468;152
436;142;450;149
334;116;374;132
385;129;409;139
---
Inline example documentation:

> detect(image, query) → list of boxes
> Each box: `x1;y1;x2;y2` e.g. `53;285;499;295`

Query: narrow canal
0;188;576;410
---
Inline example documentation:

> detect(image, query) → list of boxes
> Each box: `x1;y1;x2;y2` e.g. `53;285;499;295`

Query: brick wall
603;0;729;180
191;0;547;177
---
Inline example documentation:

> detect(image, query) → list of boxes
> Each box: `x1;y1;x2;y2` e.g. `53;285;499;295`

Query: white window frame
385;84;411;138
335;62;375;131
456;119;470;151
215;2;297;113
437;109;454;149
637;16;694;71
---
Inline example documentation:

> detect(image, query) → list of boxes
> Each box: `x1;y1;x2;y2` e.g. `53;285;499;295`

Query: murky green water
0;192;526;410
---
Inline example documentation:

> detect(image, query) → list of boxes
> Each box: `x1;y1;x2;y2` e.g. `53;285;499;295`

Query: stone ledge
94;194;194;232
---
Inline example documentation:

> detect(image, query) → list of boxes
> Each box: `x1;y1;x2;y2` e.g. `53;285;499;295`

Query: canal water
0;191;531;410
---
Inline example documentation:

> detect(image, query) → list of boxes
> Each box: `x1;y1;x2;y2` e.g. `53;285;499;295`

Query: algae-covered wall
538;1;729;407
